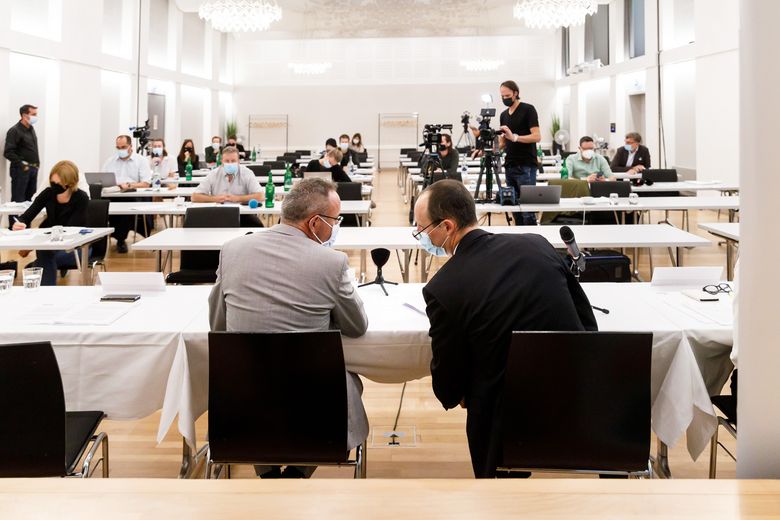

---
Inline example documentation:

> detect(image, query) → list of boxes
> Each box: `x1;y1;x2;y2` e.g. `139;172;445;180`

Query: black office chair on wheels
498;331;654;478
165;206;240;285
641;169;689;229
0;342;109;478
205;331;366;479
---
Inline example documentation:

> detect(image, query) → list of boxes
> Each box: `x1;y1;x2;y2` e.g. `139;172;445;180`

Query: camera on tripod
476;108;500;148
460;111;471;128
129;120;152;153
421;123;453;150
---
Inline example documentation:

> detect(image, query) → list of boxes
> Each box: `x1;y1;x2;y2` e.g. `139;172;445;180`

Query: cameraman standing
498;80;541;225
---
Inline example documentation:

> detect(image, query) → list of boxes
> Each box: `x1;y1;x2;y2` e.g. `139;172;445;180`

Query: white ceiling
175;0;551;39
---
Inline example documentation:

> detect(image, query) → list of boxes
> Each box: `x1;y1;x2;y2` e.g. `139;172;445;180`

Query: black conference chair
589;181;634;225
709;370;737;478
247;164;271;177
400;148;417;156
88;183;103;200
166;206;240;285
336;182;363;227
498;331;653;478
60;199;111;283
641;169;687;228
265;160;285;169
0;342;109;478
198;161;209;169
295;150;310;156
205;331;366;479
357;152;368;163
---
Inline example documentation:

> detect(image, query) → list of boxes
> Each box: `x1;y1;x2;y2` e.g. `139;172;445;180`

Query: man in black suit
610;132;651;173
414;180;598;478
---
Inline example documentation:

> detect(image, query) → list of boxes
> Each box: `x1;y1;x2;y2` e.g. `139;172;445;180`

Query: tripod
456;122;475;150
473;148;503;203
358;249;398;296
420;146;445;190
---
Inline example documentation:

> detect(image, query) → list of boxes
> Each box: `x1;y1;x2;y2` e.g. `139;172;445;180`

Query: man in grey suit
208;177;368;478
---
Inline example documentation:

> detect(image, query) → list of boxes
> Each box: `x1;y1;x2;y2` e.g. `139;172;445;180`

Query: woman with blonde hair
12;160;89;285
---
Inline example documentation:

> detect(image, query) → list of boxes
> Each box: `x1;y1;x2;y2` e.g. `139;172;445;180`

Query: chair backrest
548;178;590;198
265;161;285;169
208;331;349;464
501;331;652;473
198;161;208;169
88;183;103;200
295;150;310;156
247;164;271;176
180;206;240;272
0;342;66;477
357;152;368;163
589;181;632;198
336;182;362;201
400;148;417;155
642;169;678;183
86;199;111;262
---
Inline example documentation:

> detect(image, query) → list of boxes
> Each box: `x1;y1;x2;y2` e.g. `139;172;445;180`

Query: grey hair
625;132;643;143
281;178;337;223
221;145;239;158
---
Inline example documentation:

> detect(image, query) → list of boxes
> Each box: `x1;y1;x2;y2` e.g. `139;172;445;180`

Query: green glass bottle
537;146;543;164
283;163;293;192
185;158;193;181
216;150;222;167
560;157;569;180
265;172;275;208
250;146;257;162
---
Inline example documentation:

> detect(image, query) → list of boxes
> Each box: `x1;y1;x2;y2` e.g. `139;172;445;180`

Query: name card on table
98;272;166;294
651;267;724;290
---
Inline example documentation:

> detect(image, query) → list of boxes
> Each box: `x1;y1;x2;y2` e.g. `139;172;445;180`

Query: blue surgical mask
624;144;634;152
152;147;163;156
117;148;129;159
29;115;38;125
322;159;333;169
418;223;449;257
313;216;339;248
223;163;238;175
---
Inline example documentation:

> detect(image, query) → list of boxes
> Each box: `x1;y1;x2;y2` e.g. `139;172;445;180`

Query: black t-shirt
500;102;539;167
306;159;351;183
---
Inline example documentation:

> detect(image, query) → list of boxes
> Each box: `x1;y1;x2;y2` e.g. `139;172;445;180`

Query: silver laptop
303;171;331;181
85;171;118;187
518;185;562;204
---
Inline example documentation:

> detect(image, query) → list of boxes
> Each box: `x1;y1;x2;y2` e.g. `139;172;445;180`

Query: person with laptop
102;135;152;253
412;180;597;478
305;149;351;183
12;160;88;285
192;146;264;227
610;132;651;173
565;136;612;182
208;178;369;478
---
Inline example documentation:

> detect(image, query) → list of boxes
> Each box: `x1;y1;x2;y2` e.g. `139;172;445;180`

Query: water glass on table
0;270;14;295
23;267;43;290
609;193;619;206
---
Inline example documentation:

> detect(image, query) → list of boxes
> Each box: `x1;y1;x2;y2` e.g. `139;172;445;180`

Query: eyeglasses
703;283;732;295
412;220;441;240
316;214;343;226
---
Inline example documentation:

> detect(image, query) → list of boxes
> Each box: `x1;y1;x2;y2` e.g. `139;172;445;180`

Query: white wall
233;34;557;164
0;0;233;201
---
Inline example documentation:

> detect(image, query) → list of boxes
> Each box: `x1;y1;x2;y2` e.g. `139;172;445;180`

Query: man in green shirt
565;136;611;182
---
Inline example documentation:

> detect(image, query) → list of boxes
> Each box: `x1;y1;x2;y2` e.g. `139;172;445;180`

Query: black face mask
184;147;193;152
502;97;515;107
50;182;66;195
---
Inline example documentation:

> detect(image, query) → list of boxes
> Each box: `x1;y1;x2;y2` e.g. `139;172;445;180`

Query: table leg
360;250;367;283
420;250;429;283
400;250;411;283
726;239;735;281
80;243;91;285
156;250;162;272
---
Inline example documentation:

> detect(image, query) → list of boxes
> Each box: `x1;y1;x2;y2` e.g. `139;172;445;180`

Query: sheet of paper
57;301;137;325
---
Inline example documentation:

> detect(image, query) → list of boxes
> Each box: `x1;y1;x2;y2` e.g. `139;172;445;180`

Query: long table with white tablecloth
0;282;733;473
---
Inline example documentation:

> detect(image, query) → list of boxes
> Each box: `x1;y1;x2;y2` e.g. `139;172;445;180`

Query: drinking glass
23;267;43;290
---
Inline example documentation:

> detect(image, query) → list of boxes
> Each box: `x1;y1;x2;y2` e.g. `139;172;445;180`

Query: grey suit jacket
208;223;369;449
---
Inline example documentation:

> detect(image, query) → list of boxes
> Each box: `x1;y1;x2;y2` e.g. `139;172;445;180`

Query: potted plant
225;120;238;140
550;114;561;155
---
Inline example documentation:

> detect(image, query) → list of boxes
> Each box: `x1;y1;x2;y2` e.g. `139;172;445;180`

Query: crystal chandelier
198;0;282;32
513;0;598;29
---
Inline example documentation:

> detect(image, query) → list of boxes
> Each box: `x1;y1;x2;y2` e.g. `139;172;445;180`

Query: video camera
421;123;453;150
476;108;500;148
129;120;152;153
460;111;471;128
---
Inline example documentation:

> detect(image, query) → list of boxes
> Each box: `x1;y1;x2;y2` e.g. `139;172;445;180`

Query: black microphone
559;225;586;274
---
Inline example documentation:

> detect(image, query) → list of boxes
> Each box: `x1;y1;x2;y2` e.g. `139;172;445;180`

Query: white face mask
322;158;333;169
581;149;595;160
212;142;221;149
152;147;163;156
339;143;349;151
352;139;359;145
28;115;38;125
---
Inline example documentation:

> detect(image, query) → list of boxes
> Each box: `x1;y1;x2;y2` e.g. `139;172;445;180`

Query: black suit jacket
610;144;651;172
422;229;597;477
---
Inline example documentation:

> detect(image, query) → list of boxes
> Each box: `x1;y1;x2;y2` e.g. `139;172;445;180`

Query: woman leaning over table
13;160;89;286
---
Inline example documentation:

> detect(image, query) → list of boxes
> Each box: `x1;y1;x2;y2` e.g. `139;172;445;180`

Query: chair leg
80;432;109;478
709;425;719;479
354;443;367;479
226;464;231;480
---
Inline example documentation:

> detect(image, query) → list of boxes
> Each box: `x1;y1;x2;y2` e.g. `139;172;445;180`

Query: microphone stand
359;258;398;296
567;253;610;315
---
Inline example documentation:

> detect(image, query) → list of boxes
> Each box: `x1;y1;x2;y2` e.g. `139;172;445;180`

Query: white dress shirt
102;152;152;185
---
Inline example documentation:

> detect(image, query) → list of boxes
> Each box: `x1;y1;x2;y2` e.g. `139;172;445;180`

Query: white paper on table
22;301;137;325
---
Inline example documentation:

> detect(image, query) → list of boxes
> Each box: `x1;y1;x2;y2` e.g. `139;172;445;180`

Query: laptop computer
303;171;332;181
518;185;562;204
84;172;136;193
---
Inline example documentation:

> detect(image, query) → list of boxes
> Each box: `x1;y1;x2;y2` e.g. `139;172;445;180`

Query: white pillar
737;0;780;478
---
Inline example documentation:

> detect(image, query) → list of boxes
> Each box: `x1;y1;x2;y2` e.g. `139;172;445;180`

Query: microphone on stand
358;248;398;296
559;225;586;275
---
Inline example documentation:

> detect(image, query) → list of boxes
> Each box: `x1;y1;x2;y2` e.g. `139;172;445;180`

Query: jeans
32;249;81;286
9;164;38;202
504;164;537;225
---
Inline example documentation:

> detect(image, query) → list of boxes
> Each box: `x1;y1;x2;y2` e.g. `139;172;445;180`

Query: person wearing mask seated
338;134;360;168
610;132;651;173
103;135;152;253
205;136;223;165
226;135;247;160
192;146;265;227
306;149;351;183
12;160;89;286
177;139;200;174
149;138;177;184
565;136;612;182
350;133;366;154
419;133;461;183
